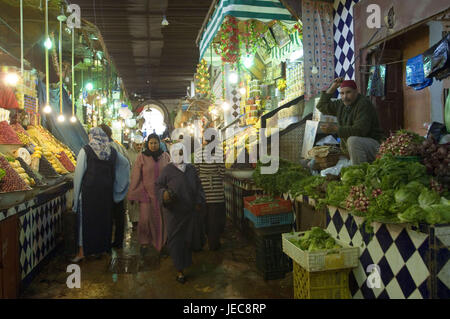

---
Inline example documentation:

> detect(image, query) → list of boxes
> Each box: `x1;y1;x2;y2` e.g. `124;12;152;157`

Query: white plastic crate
282;232;359;272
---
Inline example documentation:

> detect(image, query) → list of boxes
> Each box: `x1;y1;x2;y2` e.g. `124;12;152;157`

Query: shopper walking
126;135;144;230
156;143;205;284
72;127;130;262
128;133;171;254
194;135;226;250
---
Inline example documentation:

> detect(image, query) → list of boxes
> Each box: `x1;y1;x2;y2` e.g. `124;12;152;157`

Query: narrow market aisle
20;220;293;299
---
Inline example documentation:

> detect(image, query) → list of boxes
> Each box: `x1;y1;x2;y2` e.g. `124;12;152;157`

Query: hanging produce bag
423;34;450;81
406;54;433;90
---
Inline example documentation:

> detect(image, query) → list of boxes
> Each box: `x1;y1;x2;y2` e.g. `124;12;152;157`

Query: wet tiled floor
21;219;293;299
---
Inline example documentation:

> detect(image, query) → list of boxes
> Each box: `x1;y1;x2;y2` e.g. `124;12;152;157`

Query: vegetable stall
250;128;449;299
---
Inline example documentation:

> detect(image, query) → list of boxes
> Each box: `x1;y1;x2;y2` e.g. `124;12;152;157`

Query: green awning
199;0;296;61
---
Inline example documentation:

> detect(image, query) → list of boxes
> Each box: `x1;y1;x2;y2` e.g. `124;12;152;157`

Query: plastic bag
424;34;450;81
427;122;448;142
406;54;433;90
316;135;339;146
320;157;352;176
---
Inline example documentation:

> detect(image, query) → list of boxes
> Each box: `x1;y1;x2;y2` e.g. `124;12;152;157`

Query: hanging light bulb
161;15;169;26
70;116;77;123
57;114;65;122
4;73;19;86
222;101;230;110
44;37;52;49
311;65;319;75
239;87;246;95
243;55;253;69
43;104;52;113
228;72;238;84
86;82;94;91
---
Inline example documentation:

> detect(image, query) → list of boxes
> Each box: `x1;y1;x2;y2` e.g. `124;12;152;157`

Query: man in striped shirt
194;135;226;250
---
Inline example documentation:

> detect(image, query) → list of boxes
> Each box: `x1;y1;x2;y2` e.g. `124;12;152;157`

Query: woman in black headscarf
127;133;171;255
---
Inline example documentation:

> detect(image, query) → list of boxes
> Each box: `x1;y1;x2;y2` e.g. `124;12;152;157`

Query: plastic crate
254;223;293;280
293;262;351;299
282;232;359;272
244;208;294;228
244;195;292;216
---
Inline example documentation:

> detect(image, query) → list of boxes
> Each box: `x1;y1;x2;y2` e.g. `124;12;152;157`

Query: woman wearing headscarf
126;134;144;230
72;127;130;262
156;143;205;284
127;133;171;255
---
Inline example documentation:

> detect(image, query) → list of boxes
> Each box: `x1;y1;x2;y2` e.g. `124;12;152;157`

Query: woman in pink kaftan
127;133;171;251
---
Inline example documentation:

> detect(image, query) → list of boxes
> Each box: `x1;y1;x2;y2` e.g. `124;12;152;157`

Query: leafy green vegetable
418;189;441;209
398;205;426;223
0;168;5;181
289;227;341;252
423;205;447;224
441;197;450;206
395;188;419;204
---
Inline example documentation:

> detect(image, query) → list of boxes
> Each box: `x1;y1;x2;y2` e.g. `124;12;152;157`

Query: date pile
57;151;75;172
0;121;22;144
0;156;30;192
39;156;59;178
11;123;32;145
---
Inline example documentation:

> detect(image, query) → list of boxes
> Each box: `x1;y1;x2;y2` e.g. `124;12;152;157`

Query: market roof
75;0;212;101
197;0;297;60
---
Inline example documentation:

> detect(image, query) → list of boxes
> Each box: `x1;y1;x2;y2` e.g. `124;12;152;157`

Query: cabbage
395;188;418;204
441;197;450;206
405;181;427;191
398;205;426;223
424;205;444;225
341;168;365;185
418;189;441;208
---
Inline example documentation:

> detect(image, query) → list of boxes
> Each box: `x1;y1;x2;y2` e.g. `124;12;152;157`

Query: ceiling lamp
228;72;238;84
86;82;93;91
43;104;52;114
70;116;77;123
4;73;19;86
222;101;230;111
57;114;65;122
161;15;169;26
44;37;52;49
243;55;253;69
239;87;246;95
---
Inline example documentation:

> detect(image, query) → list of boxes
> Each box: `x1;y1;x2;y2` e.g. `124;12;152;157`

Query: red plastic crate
244;196;292;216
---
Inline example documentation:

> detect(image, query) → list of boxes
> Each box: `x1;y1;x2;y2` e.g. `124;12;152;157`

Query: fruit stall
0;115;76;297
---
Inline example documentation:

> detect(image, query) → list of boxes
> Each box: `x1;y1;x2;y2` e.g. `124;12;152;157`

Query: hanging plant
195;59;210;97
214;16;240;64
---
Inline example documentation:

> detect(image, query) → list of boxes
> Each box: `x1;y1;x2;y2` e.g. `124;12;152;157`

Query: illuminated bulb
228;72;238;84
43;104;52;113
101;97;107;104
4;73;19;86
125;129;130;134
239;87;246;95
44;38;52;49
222;101;230;110
70;116;77;123
243;55;253;69
311;65;319;75
86;82;94;91
211;109;217;116
57;114;65;122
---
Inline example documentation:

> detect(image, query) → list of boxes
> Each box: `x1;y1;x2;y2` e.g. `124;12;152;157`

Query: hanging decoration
214;16;240;64
240;21;265;56
195;59;210;97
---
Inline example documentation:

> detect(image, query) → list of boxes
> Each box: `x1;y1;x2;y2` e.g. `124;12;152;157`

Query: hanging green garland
195;59;210;97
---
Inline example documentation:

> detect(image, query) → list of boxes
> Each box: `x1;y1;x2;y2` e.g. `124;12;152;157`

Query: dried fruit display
57;151;75;172
0;121;22;145
7;158;34;186
10;123;32;144
17;157;44;186
0;156;30;192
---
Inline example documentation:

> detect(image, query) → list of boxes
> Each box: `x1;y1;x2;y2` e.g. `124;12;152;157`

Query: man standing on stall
316;78;385;165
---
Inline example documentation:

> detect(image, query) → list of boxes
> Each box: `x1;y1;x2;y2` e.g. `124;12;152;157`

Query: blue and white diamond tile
375;224;394;253
366;236;385;264
384;244;405;276
406;251;430;288
395;229;417;263
396;265;417;298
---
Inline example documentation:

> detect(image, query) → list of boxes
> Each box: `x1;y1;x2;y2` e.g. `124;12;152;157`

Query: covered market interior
0;0;449;301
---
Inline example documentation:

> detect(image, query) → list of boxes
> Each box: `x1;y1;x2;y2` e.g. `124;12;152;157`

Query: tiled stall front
326;206;449;299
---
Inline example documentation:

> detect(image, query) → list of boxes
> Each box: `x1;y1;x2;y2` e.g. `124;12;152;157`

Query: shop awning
199;0;296;60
